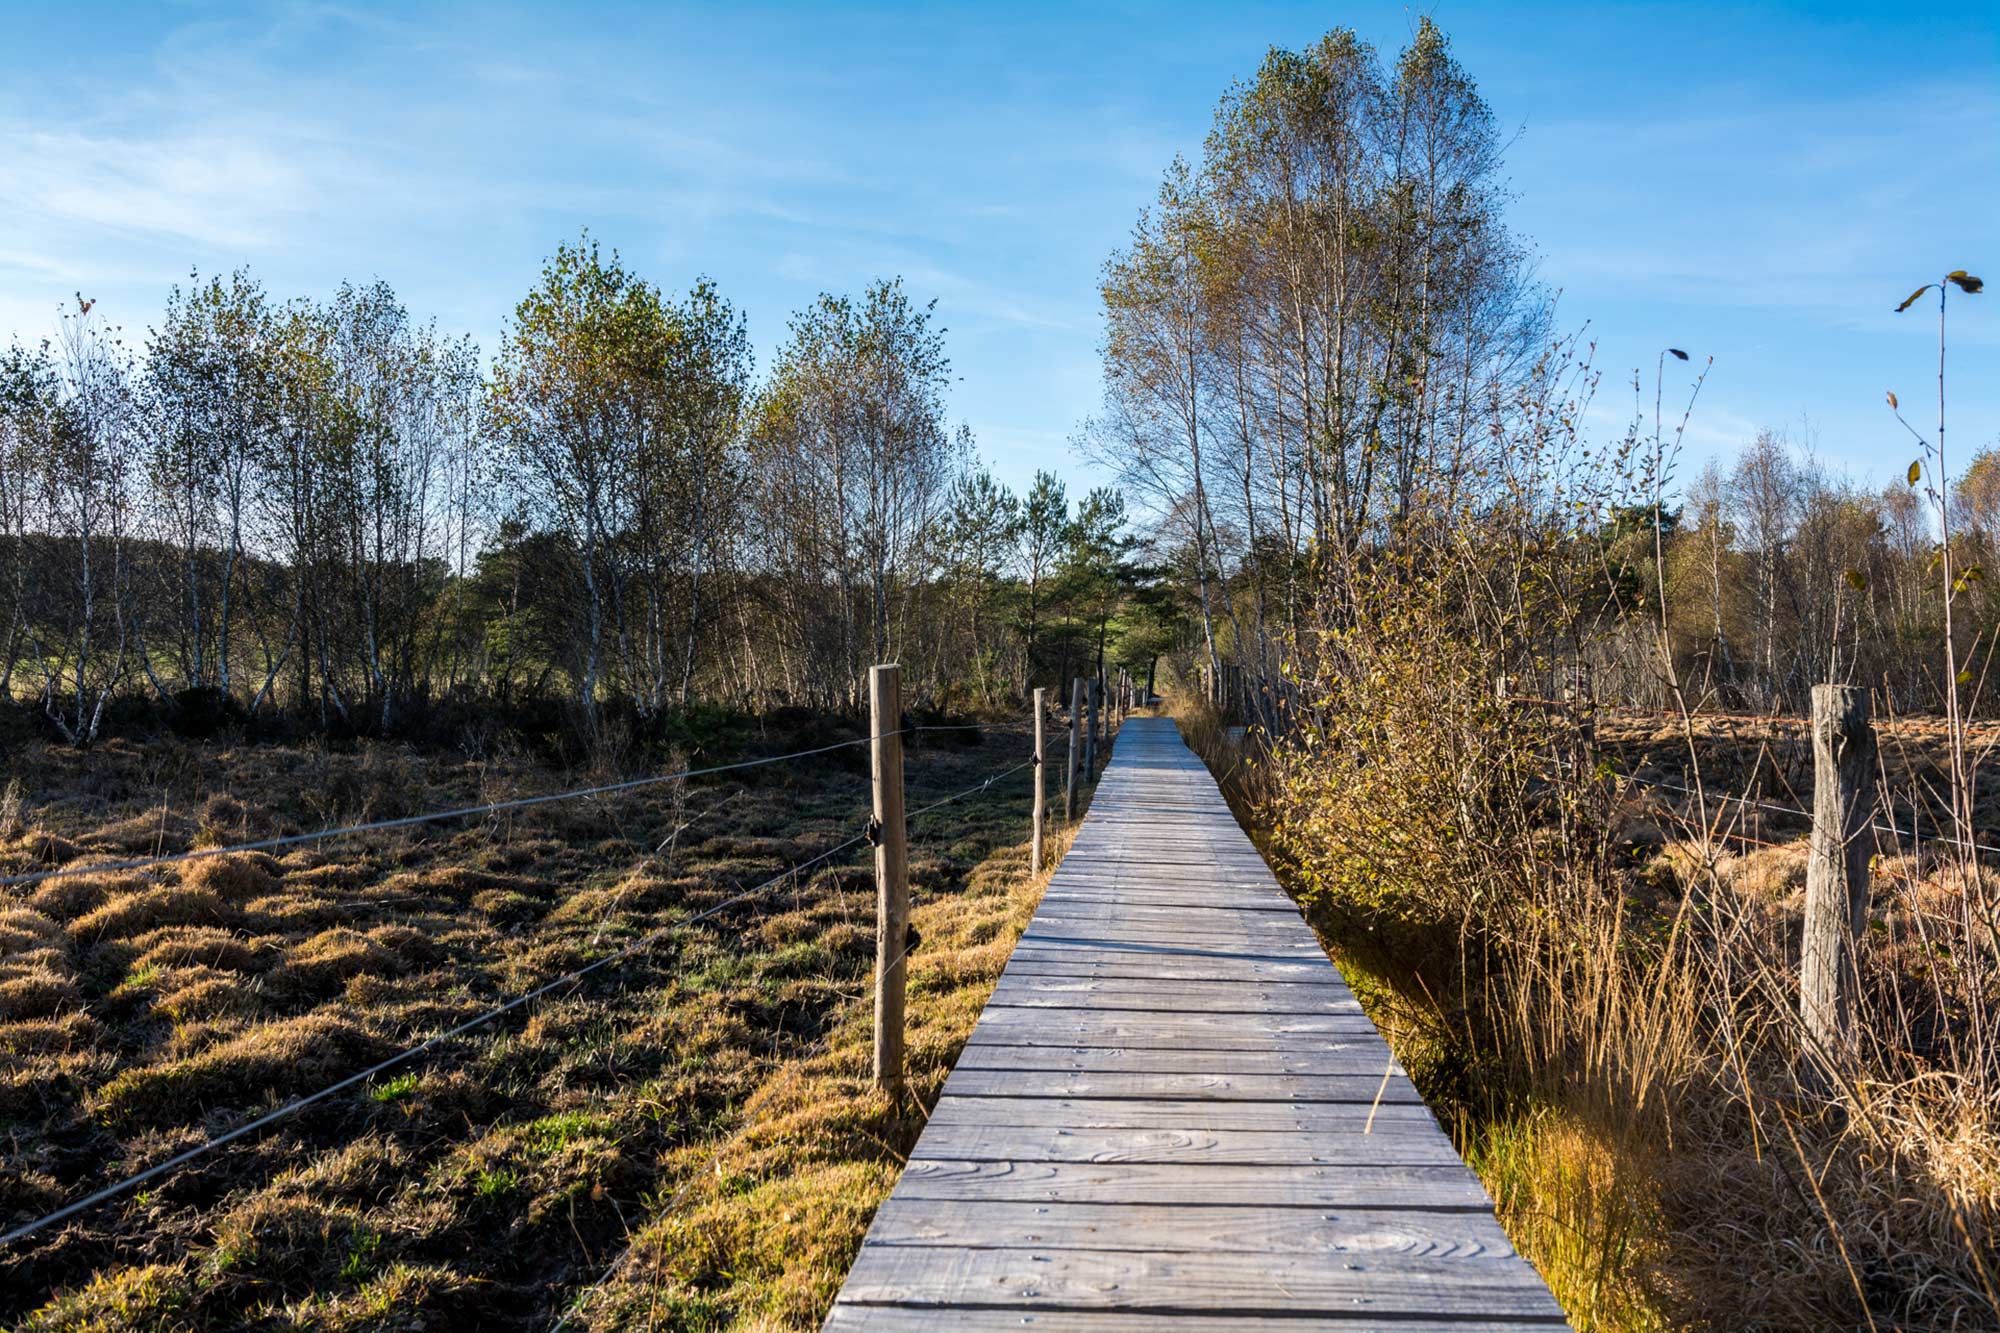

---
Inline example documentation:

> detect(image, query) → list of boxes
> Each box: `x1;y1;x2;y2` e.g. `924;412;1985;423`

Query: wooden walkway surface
825;717;1569;1330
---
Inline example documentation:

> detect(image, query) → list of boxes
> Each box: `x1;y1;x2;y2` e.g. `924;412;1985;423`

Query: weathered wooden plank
1038;892;1299;909
893;1160;1493;1209
835;1245;1566;1318
920;1096;1446;1134
827;1310;1569;1332
1024;902;1311;923
1016;918;1320;940
908;1122;1464;1166
985;995;1364;1016
998;958;1348;984
1002;953;1343;978
967;1008;1381;1046
941;1068;1424;1103
950;1044;1395;1076
858;1197;1516;1256
1010;920;1305;938
1015;932;1329;956
990;976;1358;1004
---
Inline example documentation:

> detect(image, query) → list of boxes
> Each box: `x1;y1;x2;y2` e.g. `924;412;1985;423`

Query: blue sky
1;2;1994;498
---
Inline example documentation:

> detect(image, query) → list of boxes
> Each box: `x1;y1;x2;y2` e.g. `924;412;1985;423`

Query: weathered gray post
1086;677;1101;776
1064;677;1084;820
1801;683;1876;1076
1575;663;1597;774
1031;687;1047;874
869;664;909;1094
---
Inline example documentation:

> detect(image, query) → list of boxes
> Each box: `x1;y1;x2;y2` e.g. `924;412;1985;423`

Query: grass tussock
90;1012;393;1127
69;887;227;943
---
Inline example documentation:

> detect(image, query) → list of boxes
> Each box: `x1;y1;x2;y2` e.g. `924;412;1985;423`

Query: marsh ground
0;713;1074;1329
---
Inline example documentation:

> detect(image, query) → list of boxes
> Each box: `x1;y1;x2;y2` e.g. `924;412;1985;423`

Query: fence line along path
825;716;1569;1330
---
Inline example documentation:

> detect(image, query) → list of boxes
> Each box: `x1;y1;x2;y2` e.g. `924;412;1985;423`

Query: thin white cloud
0;127;319;252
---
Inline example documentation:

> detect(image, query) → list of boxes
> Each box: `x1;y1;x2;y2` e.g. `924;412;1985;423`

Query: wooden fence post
869;663;909;1095
1064;677;1084;821
1802;683;1876;1077
1086;677;1101;776
1031;686;1046;874
1575;663;1597;773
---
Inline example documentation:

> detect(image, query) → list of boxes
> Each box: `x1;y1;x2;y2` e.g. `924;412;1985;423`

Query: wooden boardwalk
825;717;1569;1330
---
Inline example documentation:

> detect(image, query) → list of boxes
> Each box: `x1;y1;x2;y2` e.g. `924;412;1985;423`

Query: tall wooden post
1575;663;1597;774
1086;677;1101;777
1064;677;1084;820
1031;687;1047;874
1802;683;1876;1076
869;664;909;1094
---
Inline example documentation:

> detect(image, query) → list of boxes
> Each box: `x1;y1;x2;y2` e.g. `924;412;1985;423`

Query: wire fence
0;733;916;891
548;752;1046;1331
1623;771;2000;860
0;715;1057;1264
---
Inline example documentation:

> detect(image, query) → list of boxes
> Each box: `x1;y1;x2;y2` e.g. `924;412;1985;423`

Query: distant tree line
0;239;1160;749
1599;430;2000;713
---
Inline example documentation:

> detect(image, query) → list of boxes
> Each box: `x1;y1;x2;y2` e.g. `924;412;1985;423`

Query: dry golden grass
572;820;1073;1330
0;718;1067;1331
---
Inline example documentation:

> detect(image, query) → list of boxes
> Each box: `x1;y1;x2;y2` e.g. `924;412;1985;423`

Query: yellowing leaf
1896;285;1933;313
1843;568;1867;592
1908;460;1923;486
1946;271;1984;294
